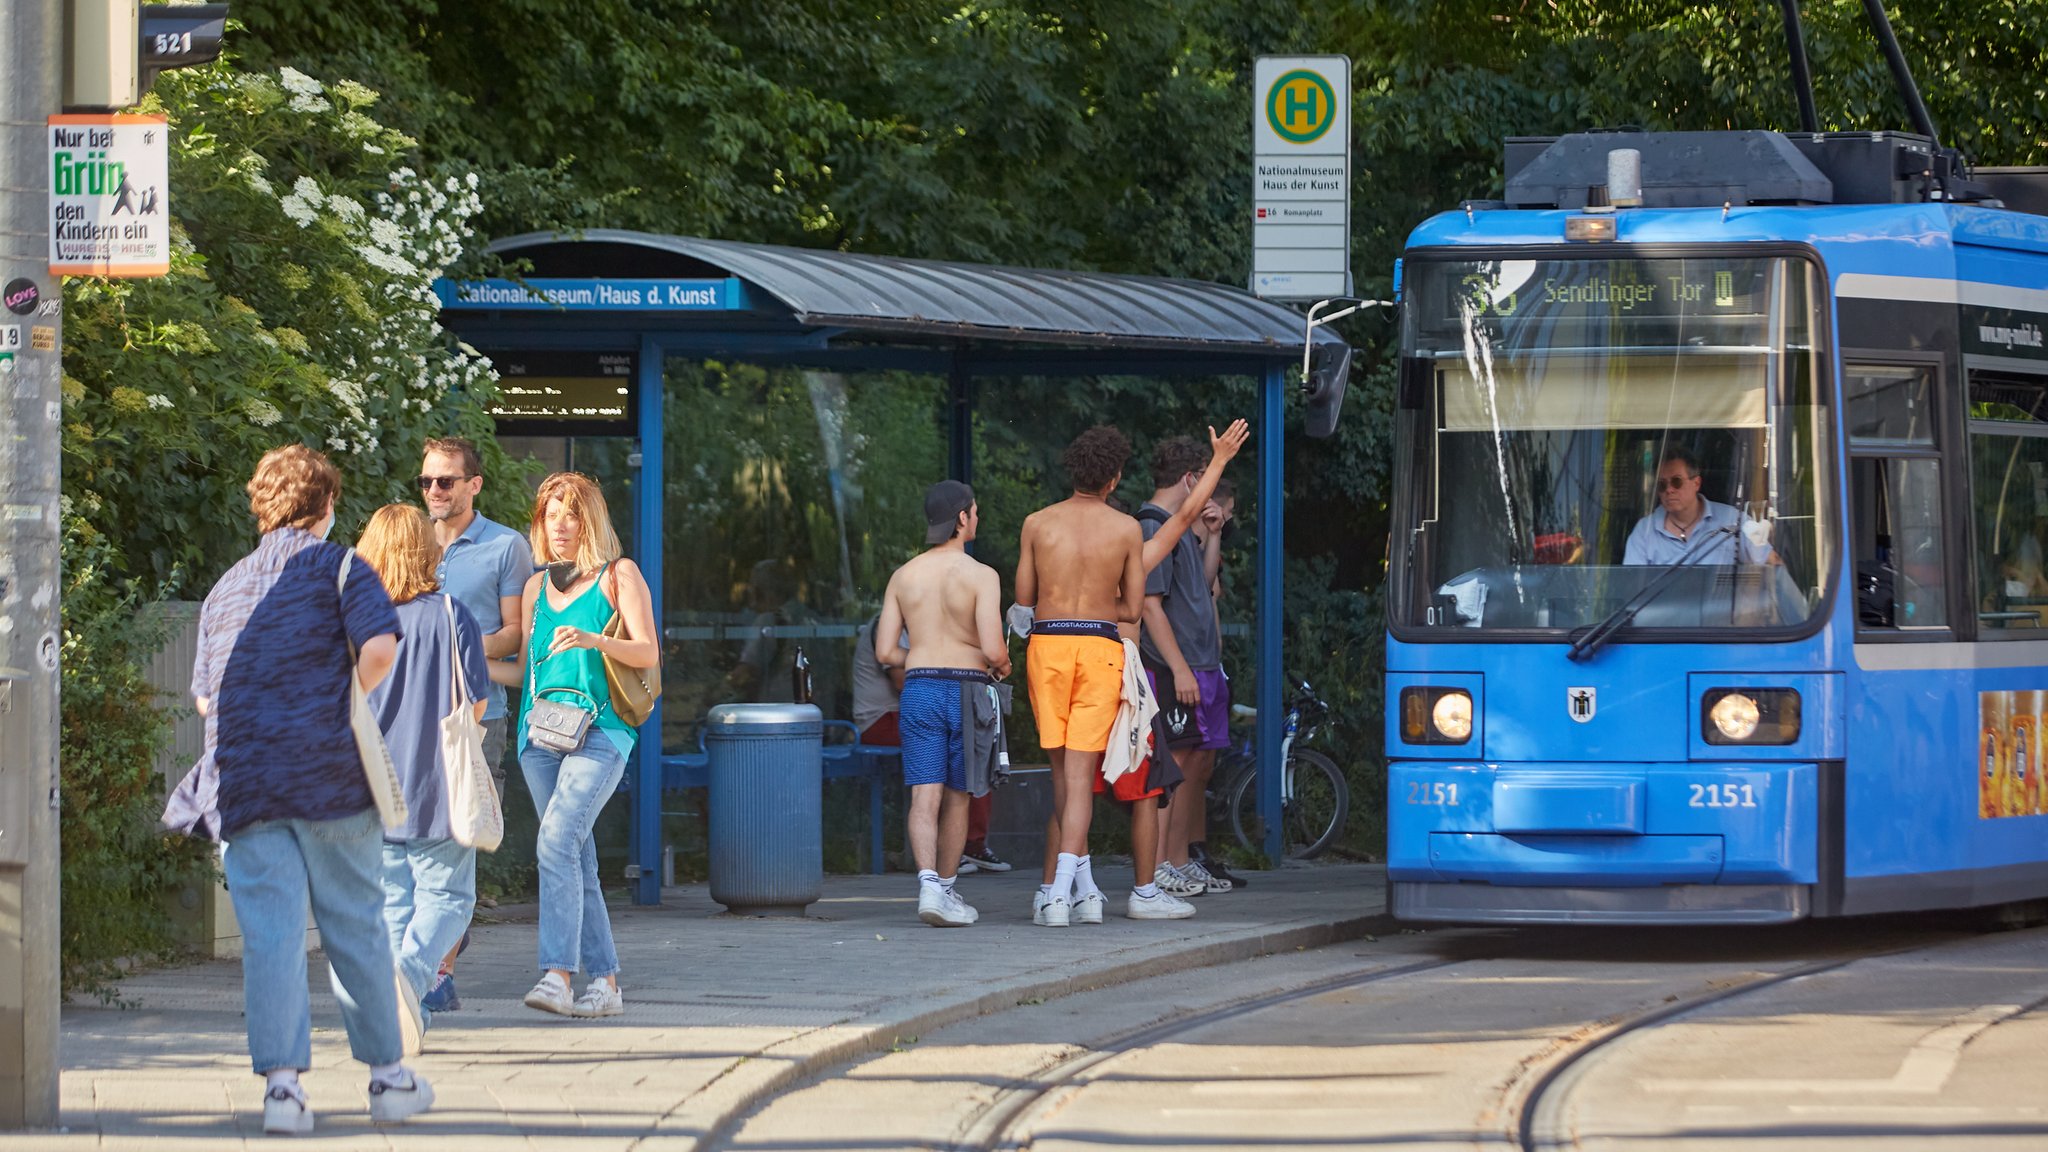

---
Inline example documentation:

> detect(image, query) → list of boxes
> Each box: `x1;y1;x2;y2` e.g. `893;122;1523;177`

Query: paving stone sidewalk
16;862;1384;1150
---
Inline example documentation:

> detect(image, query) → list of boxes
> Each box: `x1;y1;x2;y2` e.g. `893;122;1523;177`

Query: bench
627;718;898;875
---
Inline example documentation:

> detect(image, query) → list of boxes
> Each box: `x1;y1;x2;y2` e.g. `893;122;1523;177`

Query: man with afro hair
1016;419;1248;925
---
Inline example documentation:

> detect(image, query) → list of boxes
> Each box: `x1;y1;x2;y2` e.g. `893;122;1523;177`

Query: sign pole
0;0;66;1128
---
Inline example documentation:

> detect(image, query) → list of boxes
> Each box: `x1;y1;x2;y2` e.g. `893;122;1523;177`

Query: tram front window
1391;255;1834;635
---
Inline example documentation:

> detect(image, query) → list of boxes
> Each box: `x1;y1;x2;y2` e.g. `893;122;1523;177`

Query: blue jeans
380;837;476;1013
520;728;627;978
223;808;401;1073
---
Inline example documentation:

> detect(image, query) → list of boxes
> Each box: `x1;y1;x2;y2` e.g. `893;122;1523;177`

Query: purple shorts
1146;666;1230;751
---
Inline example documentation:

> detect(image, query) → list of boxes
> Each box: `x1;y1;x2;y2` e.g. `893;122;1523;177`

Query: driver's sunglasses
415;474;472;492
1657;474;1697;491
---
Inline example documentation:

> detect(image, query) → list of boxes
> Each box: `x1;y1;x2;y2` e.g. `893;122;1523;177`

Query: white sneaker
523;972;575;1016
1040;895;1071;927
262;1083;313;1135
1074;891;1106;925
1031;888;1052;925
1127;888;1197;920
920;885;976;926
956;856;980;875
367;1070;435;1124
572;980;623;1018
394;969;423;1056
1181;859;1233;894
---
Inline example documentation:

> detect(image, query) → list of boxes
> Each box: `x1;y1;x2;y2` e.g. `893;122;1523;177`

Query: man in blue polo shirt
418;436;533;1008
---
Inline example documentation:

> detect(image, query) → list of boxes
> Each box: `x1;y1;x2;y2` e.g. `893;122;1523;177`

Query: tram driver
1623;446;1777;567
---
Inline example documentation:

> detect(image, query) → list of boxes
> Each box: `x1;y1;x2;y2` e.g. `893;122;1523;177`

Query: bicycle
1208;678;1350;860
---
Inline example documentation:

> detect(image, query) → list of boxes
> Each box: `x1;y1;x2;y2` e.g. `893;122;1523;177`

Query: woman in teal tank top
513;473;659;1021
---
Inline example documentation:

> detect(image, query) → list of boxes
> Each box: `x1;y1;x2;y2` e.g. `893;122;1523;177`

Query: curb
674;907;1397;1150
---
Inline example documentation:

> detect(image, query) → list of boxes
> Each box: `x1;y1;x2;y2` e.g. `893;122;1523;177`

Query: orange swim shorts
1025;622;1124;753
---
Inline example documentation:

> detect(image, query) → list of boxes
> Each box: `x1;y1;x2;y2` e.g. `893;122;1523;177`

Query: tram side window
1969;369;2048;632
1848;363;1946;631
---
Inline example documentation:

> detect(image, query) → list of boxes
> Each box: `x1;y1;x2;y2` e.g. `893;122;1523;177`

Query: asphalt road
714;916;2048;1151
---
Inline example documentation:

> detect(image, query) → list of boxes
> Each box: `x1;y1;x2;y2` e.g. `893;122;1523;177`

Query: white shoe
262;1083;313;1135
920;885;976;926
523;972;575;1017
1040;895;1071;927
1181;859;1233;894
367;1070;435;1124
572;980;623;1018
393;970;424;1057
1031;888;1052;925
1074;891;1106;925
956;856;980;875
1127;888;1197;920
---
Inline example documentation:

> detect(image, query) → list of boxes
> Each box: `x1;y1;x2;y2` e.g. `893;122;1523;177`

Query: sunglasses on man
1657;474;1697;491
415;474;473;492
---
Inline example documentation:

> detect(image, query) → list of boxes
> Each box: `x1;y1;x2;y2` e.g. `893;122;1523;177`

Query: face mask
315;514;334;541
2008;578;2030;599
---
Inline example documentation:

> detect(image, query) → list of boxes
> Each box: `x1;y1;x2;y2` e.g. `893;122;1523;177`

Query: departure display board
488;350;638;437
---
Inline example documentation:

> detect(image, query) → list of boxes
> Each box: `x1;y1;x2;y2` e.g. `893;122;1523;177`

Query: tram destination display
488;350;638;437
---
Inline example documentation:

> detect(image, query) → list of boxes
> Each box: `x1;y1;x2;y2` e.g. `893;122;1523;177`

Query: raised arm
1157;419;1249;545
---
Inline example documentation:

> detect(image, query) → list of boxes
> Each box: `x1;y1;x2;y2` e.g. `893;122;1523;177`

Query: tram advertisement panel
1979;690;2048;818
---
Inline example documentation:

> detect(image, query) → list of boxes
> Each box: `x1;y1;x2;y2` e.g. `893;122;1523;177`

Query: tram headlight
1432;692;1473;742
1709;693;1761;741
1702;688;1801;745
1400;687;1474;745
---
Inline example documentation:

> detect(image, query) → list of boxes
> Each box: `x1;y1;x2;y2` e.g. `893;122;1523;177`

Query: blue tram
1384;129;2048;922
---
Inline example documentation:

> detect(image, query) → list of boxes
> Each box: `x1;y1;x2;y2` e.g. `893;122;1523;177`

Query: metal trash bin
706;702;823;915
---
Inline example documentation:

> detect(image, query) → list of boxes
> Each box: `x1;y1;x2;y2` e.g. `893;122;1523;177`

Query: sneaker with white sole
920;885;976;926
572;981;623;1018
262;1083;313;1135
1073;891;1106;925
1154;862;1205;897
1181;859;1233;894
523;971;575;1017
962;843;1013;872
1126;888;1197;919
367;1070;435;1124
956;856;979;875
1031;889;1052;925
1039;895;1071;926
393;968;424;1056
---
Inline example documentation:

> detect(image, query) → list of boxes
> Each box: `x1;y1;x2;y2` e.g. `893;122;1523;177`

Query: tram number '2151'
1406;781;1459;806
1689;782;1758;809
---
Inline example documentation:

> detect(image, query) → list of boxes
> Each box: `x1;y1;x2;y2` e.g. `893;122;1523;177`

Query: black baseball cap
924;480;975;545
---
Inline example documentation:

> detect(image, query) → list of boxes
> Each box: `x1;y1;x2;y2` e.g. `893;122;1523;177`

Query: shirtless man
876;480;1012;928
1017;420;1249;926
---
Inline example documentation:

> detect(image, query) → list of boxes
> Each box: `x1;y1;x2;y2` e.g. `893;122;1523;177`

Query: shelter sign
48;115;170;277
1252;56;1350;301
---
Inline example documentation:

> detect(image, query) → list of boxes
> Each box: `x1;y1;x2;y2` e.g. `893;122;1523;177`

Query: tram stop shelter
435;230;1350;904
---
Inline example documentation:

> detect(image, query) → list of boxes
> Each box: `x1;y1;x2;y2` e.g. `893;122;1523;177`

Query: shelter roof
484;230;1339;359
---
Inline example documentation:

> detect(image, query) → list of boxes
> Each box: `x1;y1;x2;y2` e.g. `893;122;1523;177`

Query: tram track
952;927;1967;1152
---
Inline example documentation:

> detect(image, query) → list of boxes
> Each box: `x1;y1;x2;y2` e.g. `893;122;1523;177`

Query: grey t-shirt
851;620;908;731
1137;504;1221;671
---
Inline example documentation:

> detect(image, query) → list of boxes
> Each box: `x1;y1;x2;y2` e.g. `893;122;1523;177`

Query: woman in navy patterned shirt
186;446;435;1134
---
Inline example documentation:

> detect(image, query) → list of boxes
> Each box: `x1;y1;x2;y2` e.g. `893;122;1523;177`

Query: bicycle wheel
1229;748;1350;860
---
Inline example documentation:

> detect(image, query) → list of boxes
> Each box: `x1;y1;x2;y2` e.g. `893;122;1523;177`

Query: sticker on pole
48;115;171;278
1251;56;1351;302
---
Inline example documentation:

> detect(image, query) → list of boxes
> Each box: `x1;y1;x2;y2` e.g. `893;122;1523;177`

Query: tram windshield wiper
1567;525;1738;663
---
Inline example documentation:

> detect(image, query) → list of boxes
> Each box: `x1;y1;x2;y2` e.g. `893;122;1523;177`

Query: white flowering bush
58;61;534;990
63;61;522;591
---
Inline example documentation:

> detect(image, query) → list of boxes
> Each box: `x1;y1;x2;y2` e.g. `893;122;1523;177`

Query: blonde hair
248;444;340;534
357;504;441;604
529;472;622;573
